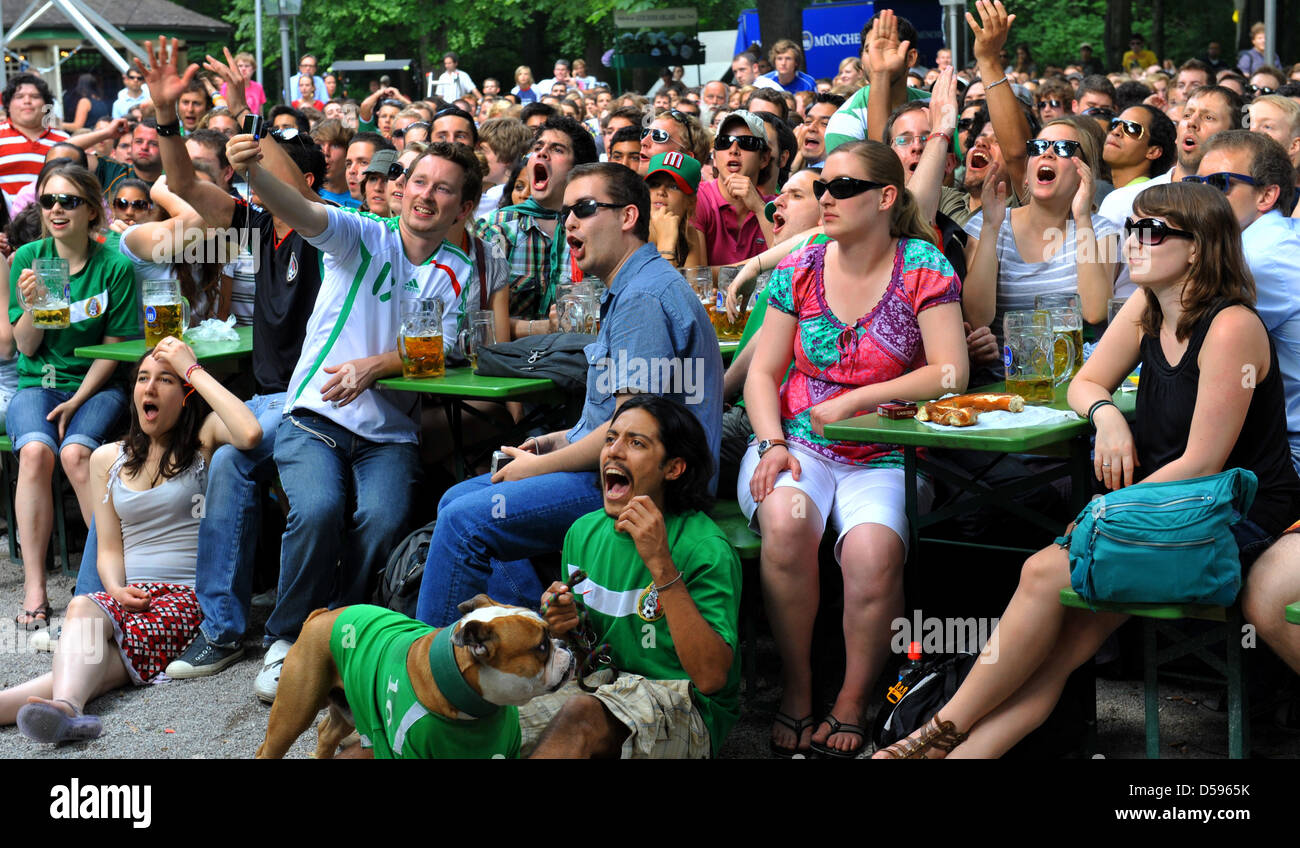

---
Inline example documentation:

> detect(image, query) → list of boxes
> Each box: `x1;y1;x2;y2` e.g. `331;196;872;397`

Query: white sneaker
254;639;293;703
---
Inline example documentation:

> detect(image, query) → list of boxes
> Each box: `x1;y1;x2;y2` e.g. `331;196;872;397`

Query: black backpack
373;520;436;618
474;332;595;393
872;653;979;749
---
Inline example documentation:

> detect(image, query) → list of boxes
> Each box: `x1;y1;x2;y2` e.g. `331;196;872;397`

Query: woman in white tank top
0;335;262;744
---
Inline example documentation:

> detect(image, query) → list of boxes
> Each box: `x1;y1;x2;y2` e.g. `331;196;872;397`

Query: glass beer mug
142;279;190;348
19;257;71;329
398;296;445;378
1003;309;1073;403
457;309;496;370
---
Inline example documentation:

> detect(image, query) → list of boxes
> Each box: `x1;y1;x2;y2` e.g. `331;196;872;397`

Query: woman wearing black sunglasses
742;140;967;758
876;183;1300;757
7;163;138;630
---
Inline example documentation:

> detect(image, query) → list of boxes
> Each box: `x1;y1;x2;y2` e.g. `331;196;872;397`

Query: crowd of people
0;0;1299;757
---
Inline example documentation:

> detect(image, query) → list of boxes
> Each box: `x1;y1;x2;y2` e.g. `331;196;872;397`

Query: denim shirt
1244;210;1300;474
567;243;724;491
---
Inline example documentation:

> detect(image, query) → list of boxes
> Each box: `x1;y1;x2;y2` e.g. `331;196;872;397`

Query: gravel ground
3;552;1299;760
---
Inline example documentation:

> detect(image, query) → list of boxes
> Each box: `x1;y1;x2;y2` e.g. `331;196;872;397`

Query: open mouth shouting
772;209;788;237
1035;163;1057;185
141;400;160;423
1181;133;1198;153
603;462;633;505
567;232;586;263
532;159;551;195
968;149;990;170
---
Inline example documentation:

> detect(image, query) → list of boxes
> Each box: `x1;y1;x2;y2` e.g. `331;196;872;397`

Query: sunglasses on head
1109;117;1147;139
392;121;431;139
1025;138;1082;158
559;198;624;222
1083;107;1118;119
114;197;153;211
813;176;886;200
1124;217;1194;245
1038;99;1064;111
714;134;767;152
39;193;86;210
1180;172;1257;193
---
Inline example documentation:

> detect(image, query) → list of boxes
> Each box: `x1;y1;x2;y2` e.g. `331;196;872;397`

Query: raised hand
928;67;959;134
1070;157;1096;222
864;9;911;80
980;161;1009;230
966;0;1016;66
137;36;199;112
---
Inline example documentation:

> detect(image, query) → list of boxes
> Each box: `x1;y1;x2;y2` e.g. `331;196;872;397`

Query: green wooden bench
707;499;762;693
1060;589;1247;758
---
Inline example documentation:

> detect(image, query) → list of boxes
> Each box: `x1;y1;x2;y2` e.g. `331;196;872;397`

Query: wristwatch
756;438;788;459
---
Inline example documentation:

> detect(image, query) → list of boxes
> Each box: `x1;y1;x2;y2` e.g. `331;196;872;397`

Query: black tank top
1135;300;1300;535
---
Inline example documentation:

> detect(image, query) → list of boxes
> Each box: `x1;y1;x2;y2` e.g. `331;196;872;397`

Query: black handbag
474;332;595;394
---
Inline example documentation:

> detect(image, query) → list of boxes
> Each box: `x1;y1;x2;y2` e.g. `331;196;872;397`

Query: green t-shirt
562;509;742;754
825;84;931;154
330;605;522;759
9;237;139;391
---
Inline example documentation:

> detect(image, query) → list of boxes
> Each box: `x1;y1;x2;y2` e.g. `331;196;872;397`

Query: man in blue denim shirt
416;162;723;627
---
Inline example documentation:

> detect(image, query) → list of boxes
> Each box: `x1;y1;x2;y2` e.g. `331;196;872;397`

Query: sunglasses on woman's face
812;176;886;200
1108;117;1147;139
1180;172;1257;193
39;193;86;210
384;162;408;181
114;197;154;211
1025;138;1082;158
1124;217;1194;245
714;134;768;153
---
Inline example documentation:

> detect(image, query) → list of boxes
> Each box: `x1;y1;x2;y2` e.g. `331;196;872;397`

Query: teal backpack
1056;469;1258;607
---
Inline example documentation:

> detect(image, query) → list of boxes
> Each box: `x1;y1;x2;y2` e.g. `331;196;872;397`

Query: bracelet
1087;399;1117;426
654;572;683;592
928;129;953;145
986;76;1010;90
156;119;182;137
185;363;205;383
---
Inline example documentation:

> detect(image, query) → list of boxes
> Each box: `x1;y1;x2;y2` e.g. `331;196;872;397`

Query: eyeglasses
1180;172;1257;193
559;198;625;222
1037;99;1064;111
1246;84;1276;97
1108;117;1147;139
714;134;768;152
113;197;153;211
891;133;936;148
1025;138;1082;158
1083;107;1118;120
392;121;431;140
39;193;86;210
812;176;886;200
1124;217;1195;245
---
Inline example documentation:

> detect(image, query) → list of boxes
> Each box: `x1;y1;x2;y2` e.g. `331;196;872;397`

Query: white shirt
429;69;476;101
287;207;482;443
1096;168;1174;298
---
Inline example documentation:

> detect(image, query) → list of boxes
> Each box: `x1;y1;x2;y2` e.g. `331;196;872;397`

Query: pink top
692;179;775;266
222;80;267;118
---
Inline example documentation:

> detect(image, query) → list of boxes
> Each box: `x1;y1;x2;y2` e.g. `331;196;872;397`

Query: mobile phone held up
242;113;264;140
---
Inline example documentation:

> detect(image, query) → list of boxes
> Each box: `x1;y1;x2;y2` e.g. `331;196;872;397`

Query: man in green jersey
525;395;741;758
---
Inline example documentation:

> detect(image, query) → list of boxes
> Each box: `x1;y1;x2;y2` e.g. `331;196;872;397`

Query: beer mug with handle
20;257;71;329
398;296;445;378
1004;310;1072;403
457;309;496;370
142;279;190;348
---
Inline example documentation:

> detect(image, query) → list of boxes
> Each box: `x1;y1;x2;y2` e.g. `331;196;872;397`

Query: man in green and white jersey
824;12;930;155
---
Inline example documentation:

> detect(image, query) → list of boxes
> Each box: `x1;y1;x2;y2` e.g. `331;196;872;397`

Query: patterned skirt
89;583;204;684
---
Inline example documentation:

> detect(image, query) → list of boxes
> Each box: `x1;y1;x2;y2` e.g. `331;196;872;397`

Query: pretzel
916;392;1025;427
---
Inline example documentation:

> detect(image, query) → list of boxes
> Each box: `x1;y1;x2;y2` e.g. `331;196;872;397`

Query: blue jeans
6;385;129;454
74;394;287;633
266;411;418;644
194;393;285;647
415;470;603;627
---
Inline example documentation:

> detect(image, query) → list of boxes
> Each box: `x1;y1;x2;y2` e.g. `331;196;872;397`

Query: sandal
875;715;968;759
769;711;815;758
16;700;103;744
809;714;867;759
15;603;51;631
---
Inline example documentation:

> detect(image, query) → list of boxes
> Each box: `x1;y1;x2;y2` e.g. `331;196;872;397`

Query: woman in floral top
740;140;969;758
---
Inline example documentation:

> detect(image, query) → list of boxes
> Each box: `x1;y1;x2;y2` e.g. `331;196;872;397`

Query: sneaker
166;632;245;679
250;587;277;609
254;639;293;703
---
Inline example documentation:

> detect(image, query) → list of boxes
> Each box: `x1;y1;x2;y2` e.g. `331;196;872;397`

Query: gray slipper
17;701;103;744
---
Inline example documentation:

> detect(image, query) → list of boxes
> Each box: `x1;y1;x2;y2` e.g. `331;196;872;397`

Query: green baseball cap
645;151;701;195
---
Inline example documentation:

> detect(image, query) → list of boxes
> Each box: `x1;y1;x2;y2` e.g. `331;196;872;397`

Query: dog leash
559;569;619;693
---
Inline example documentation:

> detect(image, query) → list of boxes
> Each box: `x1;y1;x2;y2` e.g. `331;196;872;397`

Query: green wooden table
824;383;1136;555
74;325;254;363
719;339;739;363
378;367;563;479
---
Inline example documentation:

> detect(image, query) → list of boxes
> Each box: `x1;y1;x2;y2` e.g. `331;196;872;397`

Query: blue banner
735;2;946;81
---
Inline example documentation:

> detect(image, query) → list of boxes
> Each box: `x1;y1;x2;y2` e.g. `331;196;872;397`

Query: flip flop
15;603;52;631
769;711;815;758
17;700;103;744
809;714;867;759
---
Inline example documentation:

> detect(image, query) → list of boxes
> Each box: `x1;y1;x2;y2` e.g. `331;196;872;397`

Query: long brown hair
122;353;210;486
830;140;936;246
1133;182;1255;342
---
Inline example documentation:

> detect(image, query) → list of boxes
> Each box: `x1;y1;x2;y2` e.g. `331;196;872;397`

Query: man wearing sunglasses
112;69;150;119
1102;105;1175;188
1193;130;1300;472
694;111;775;265
417;162;723;631
1036;79;1074;122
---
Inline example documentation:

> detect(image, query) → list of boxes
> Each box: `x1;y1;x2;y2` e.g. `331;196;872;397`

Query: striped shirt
474;202;571;320
0;121;70;213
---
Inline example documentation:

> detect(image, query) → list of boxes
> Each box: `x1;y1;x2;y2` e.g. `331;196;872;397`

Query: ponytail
890;185;938;247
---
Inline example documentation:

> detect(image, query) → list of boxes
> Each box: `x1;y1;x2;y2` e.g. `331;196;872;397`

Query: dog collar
429;625;500;719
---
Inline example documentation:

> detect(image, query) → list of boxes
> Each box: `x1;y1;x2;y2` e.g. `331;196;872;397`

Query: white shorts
737;441;933;561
